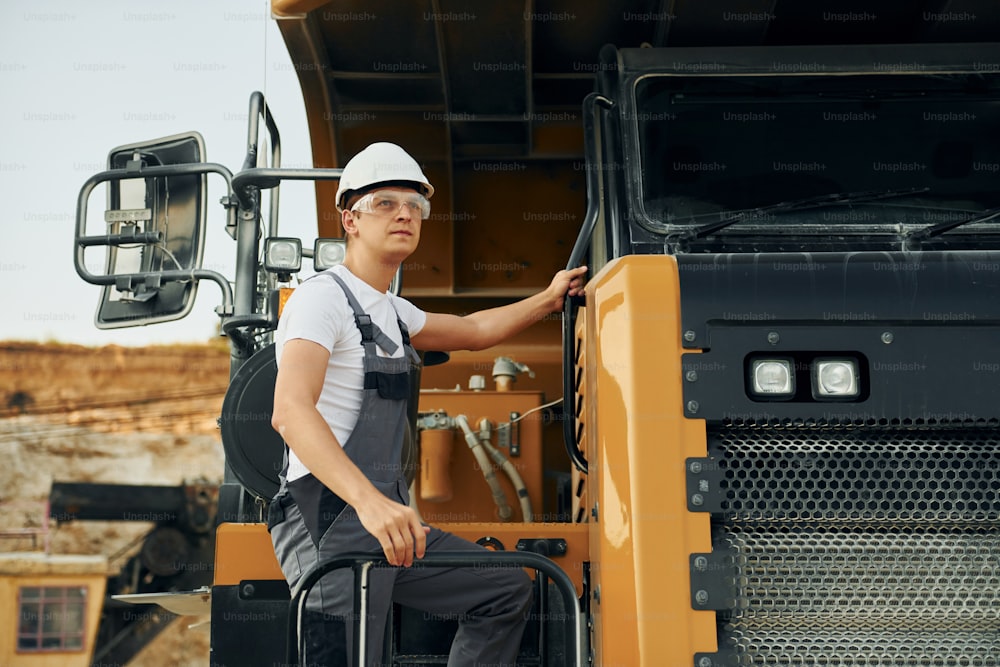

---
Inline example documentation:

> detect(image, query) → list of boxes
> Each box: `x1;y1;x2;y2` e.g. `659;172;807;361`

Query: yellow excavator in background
70;2;1000;665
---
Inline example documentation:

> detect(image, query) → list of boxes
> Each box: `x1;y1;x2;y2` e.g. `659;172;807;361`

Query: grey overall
269;273;532;666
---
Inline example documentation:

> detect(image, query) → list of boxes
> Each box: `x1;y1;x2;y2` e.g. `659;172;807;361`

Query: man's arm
410;266;587;352
271;338;428;566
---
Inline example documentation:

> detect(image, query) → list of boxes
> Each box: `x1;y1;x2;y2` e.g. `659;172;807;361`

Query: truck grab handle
562;93;614;475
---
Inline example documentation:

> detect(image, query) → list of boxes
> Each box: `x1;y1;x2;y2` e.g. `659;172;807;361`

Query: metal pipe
476;420;533;522
454;414;512;521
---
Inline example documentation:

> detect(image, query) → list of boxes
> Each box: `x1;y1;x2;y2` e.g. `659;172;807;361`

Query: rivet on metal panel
683;330;696;342
687;400;700;413
881;331;894;344
767;331;780;345
685;370;698;382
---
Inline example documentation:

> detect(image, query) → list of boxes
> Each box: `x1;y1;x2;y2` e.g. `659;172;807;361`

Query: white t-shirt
274;264;427;481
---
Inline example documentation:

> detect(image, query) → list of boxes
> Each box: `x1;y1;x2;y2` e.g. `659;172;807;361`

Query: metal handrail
562;92;614;475
244;91;283;238
287;550;584;667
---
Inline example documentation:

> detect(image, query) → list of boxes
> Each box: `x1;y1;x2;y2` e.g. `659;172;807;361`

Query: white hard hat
335;142;434;211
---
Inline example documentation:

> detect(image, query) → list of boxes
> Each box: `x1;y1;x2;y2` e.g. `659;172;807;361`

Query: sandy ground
1;342;230;666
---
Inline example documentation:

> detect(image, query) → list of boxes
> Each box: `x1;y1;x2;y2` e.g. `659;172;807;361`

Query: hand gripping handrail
286;550;584;667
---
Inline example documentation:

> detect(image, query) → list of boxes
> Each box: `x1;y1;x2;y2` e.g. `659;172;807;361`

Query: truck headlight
749;358;795;398
813;358;859;399
314;238;347;272
264;237;302;273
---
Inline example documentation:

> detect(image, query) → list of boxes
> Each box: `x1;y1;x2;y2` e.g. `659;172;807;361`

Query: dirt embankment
1;341;233;666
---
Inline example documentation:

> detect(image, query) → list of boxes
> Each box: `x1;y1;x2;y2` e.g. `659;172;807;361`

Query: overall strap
397;319;422;365
328;273;399;356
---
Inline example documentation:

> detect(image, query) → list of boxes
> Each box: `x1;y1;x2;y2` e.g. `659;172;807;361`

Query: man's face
343;186;425;261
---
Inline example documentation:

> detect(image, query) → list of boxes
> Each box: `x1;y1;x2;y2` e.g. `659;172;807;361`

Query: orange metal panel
573;306;589;525
336;122;449;163
214;523;284;586
277;287;294;318
443;522;588;597
415;391;545;524
416;337;570;515
531;122;585;156
401;162;454;291
271;0;330;18
585;255;716;666
211;520;587;595
452;162;584;292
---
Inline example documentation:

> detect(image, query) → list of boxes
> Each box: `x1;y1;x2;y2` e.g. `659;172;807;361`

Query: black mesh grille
718;631;1000;665
722;526;1000;627
712;427;1000;522
709;424;1000;663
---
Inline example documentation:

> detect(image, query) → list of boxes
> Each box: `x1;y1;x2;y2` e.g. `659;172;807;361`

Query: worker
268;141;587;666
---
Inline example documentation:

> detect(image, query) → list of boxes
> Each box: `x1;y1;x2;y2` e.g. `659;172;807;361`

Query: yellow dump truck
71;3;1000;665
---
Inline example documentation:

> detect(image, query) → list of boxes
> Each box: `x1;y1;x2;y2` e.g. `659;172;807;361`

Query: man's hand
354;492;430;567
544;266;588;312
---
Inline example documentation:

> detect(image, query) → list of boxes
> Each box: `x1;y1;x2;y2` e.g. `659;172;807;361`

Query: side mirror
89;133;209;328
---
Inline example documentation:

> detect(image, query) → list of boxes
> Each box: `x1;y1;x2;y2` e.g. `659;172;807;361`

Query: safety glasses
350;190;431;220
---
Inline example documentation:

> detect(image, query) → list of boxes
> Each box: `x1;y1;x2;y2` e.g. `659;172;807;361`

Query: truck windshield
634;72;1000;235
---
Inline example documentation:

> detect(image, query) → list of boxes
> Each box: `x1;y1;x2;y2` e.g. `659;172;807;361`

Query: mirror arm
231;167;344;229
232;167;344;202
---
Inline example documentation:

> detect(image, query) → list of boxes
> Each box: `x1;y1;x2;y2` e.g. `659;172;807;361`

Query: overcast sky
1;0;319;346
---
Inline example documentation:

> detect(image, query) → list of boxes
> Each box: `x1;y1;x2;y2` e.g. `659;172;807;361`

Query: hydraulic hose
479;437;533;523
454;415;512;521
476;417;532;522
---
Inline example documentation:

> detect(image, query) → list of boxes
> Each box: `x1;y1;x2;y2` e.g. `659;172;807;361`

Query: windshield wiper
904;206;1000;247
674;187;930;241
